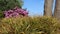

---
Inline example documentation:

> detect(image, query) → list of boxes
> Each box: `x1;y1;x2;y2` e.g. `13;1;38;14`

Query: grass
0;16;60;34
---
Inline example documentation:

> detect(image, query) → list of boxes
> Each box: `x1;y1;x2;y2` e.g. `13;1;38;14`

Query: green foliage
0;0;23;11
0;16;60;34
0;10;4;18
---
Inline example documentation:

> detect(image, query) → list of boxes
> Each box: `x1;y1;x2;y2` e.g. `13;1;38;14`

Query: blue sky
22;0;55;16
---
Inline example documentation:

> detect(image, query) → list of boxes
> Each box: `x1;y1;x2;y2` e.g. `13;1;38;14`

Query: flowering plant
4;6;28;18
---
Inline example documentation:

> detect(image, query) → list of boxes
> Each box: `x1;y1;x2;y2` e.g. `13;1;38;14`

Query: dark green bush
0;16;60;34
0;0;23;11
0;10;4;18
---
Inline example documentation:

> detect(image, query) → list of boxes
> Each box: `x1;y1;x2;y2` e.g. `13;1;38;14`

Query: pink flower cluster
4;7;28;18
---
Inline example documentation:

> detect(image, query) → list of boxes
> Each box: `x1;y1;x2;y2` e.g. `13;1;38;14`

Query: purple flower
4;6;28;18
12;12;19;17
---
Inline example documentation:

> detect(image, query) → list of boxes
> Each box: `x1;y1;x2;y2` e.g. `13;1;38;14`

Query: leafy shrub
0;10;4;18
0;0;23;11
0;0;23;18
0;16;60;34
4;6;28;18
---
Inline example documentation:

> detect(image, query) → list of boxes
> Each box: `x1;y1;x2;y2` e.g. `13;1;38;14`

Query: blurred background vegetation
0;0;23;11
0;0;23;18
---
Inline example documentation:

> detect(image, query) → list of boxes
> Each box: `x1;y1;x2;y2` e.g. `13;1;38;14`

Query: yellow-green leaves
0;16;59;34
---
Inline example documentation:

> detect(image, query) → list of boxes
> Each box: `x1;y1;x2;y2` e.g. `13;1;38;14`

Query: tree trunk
44;0;53;16
54;0;60;19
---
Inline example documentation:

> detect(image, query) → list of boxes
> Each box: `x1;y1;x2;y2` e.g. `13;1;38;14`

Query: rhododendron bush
4;7;28;18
